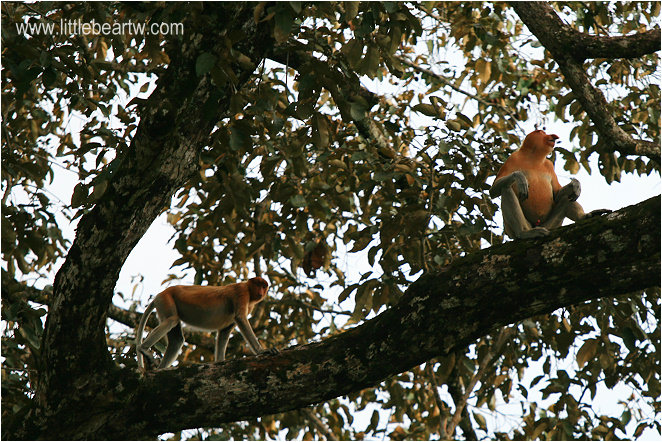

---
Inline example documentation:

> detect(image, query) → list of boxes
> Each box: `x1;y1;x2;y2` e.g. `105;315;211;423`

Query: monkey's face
248;277;269;301
524;130;559;154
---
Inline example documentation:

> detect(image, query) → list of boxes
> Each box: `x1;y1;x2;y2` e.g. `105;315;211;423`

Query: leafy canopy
2;1;659;440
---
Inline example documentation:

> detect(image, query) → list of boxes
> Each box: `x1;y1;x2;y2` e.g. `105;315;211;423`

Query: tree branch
92;59;162;74
445;327;511;437
268;45;400;158
36;2;275;411
300;408;337;441
397;56;525;134
567;28;661;61
29;195;656;439
510;1;660;160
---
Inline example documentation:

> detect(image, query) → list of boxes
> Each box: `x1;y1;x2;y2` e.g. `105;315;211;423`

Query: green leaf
338;284;358;303
71;183;88;207
369;410;379;431
342;39;364;69
412;103;437;117
312;114;329;148
473;411;487;430
349;234;372;252
349;101;367;121
210;66;228;88
274;8;294;43
195;52;217;77
620;327;637;352
455;112;473;128
575;339;600;368
91;180;109;201
344;1;359;20
290;194;307;208
633;422;648;438
229;125;250;150
42;67;57;87
361;45;380;76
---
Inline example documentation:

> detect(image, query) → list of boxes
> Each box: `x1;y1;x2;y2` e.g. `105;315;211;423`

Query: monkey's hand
585;208;612;218
557;178;581;202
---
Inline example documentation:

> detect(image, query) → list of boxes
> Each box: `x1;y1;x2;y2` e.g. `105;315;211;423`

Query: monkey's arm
490;171;528;200
550;179;611;223
234;314;278;356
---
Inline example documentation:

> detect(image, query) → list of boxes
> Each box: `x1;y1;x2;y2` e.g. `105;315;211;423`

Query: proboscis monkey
135;276;277;369
490;129;610;239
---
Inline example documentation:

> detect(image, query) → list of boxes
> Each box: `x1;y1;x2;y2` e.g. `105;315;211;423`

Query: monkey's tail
135;299;155;370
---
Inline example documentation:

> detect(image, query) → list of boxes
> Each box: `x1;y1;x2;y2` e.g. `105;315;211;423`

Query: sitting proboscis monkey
490;129;610;239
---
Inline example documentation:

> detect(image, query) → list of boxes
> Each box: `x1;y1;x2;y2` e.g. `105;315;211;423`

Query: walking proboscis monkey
135;276;277;369
490;129;610;239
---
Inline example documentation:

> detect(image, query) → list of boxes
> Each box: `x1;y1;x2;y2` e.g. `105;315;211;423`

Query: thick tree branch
24;196;655;439
566;28;661;60
510;2;660;160
508;2;660;61
34;1;274;418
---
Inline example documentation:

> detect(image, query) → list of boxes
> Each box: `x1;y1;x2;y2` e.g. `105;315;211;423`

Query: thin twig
445;327;511;436
397;56;525;136
425;361;447;439
301;408;337;441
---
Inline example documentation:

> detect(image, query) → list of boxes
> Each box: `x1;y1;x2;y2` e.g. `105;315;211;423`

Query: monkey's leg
137;316;180;360
215;325;233;362
159;323;184;368
545;202;612;226
565;201;587;222
541;179;581;229
501;187;549;239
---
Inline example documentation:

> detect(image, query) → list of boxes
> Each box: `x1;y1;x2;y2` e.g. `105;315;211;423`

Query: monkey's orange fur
494;129;561;226
135;276;276;369
490;129;610;239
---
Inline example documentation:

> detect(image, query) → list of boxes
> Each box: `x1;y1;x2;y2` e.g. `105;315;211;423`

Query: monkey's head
521;129;559;156
248;277;269;302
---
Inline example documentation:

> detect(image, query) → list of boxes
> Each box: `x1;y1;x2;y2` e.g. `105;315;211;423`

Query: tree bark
18;3;275;439
11;196;659;439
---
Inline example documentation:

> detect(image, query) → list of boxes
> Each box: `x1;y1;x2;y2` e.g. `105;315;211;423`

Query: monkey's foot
139;349;157;369
259;348;279;356
585;209;612;218
517;227;550;239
